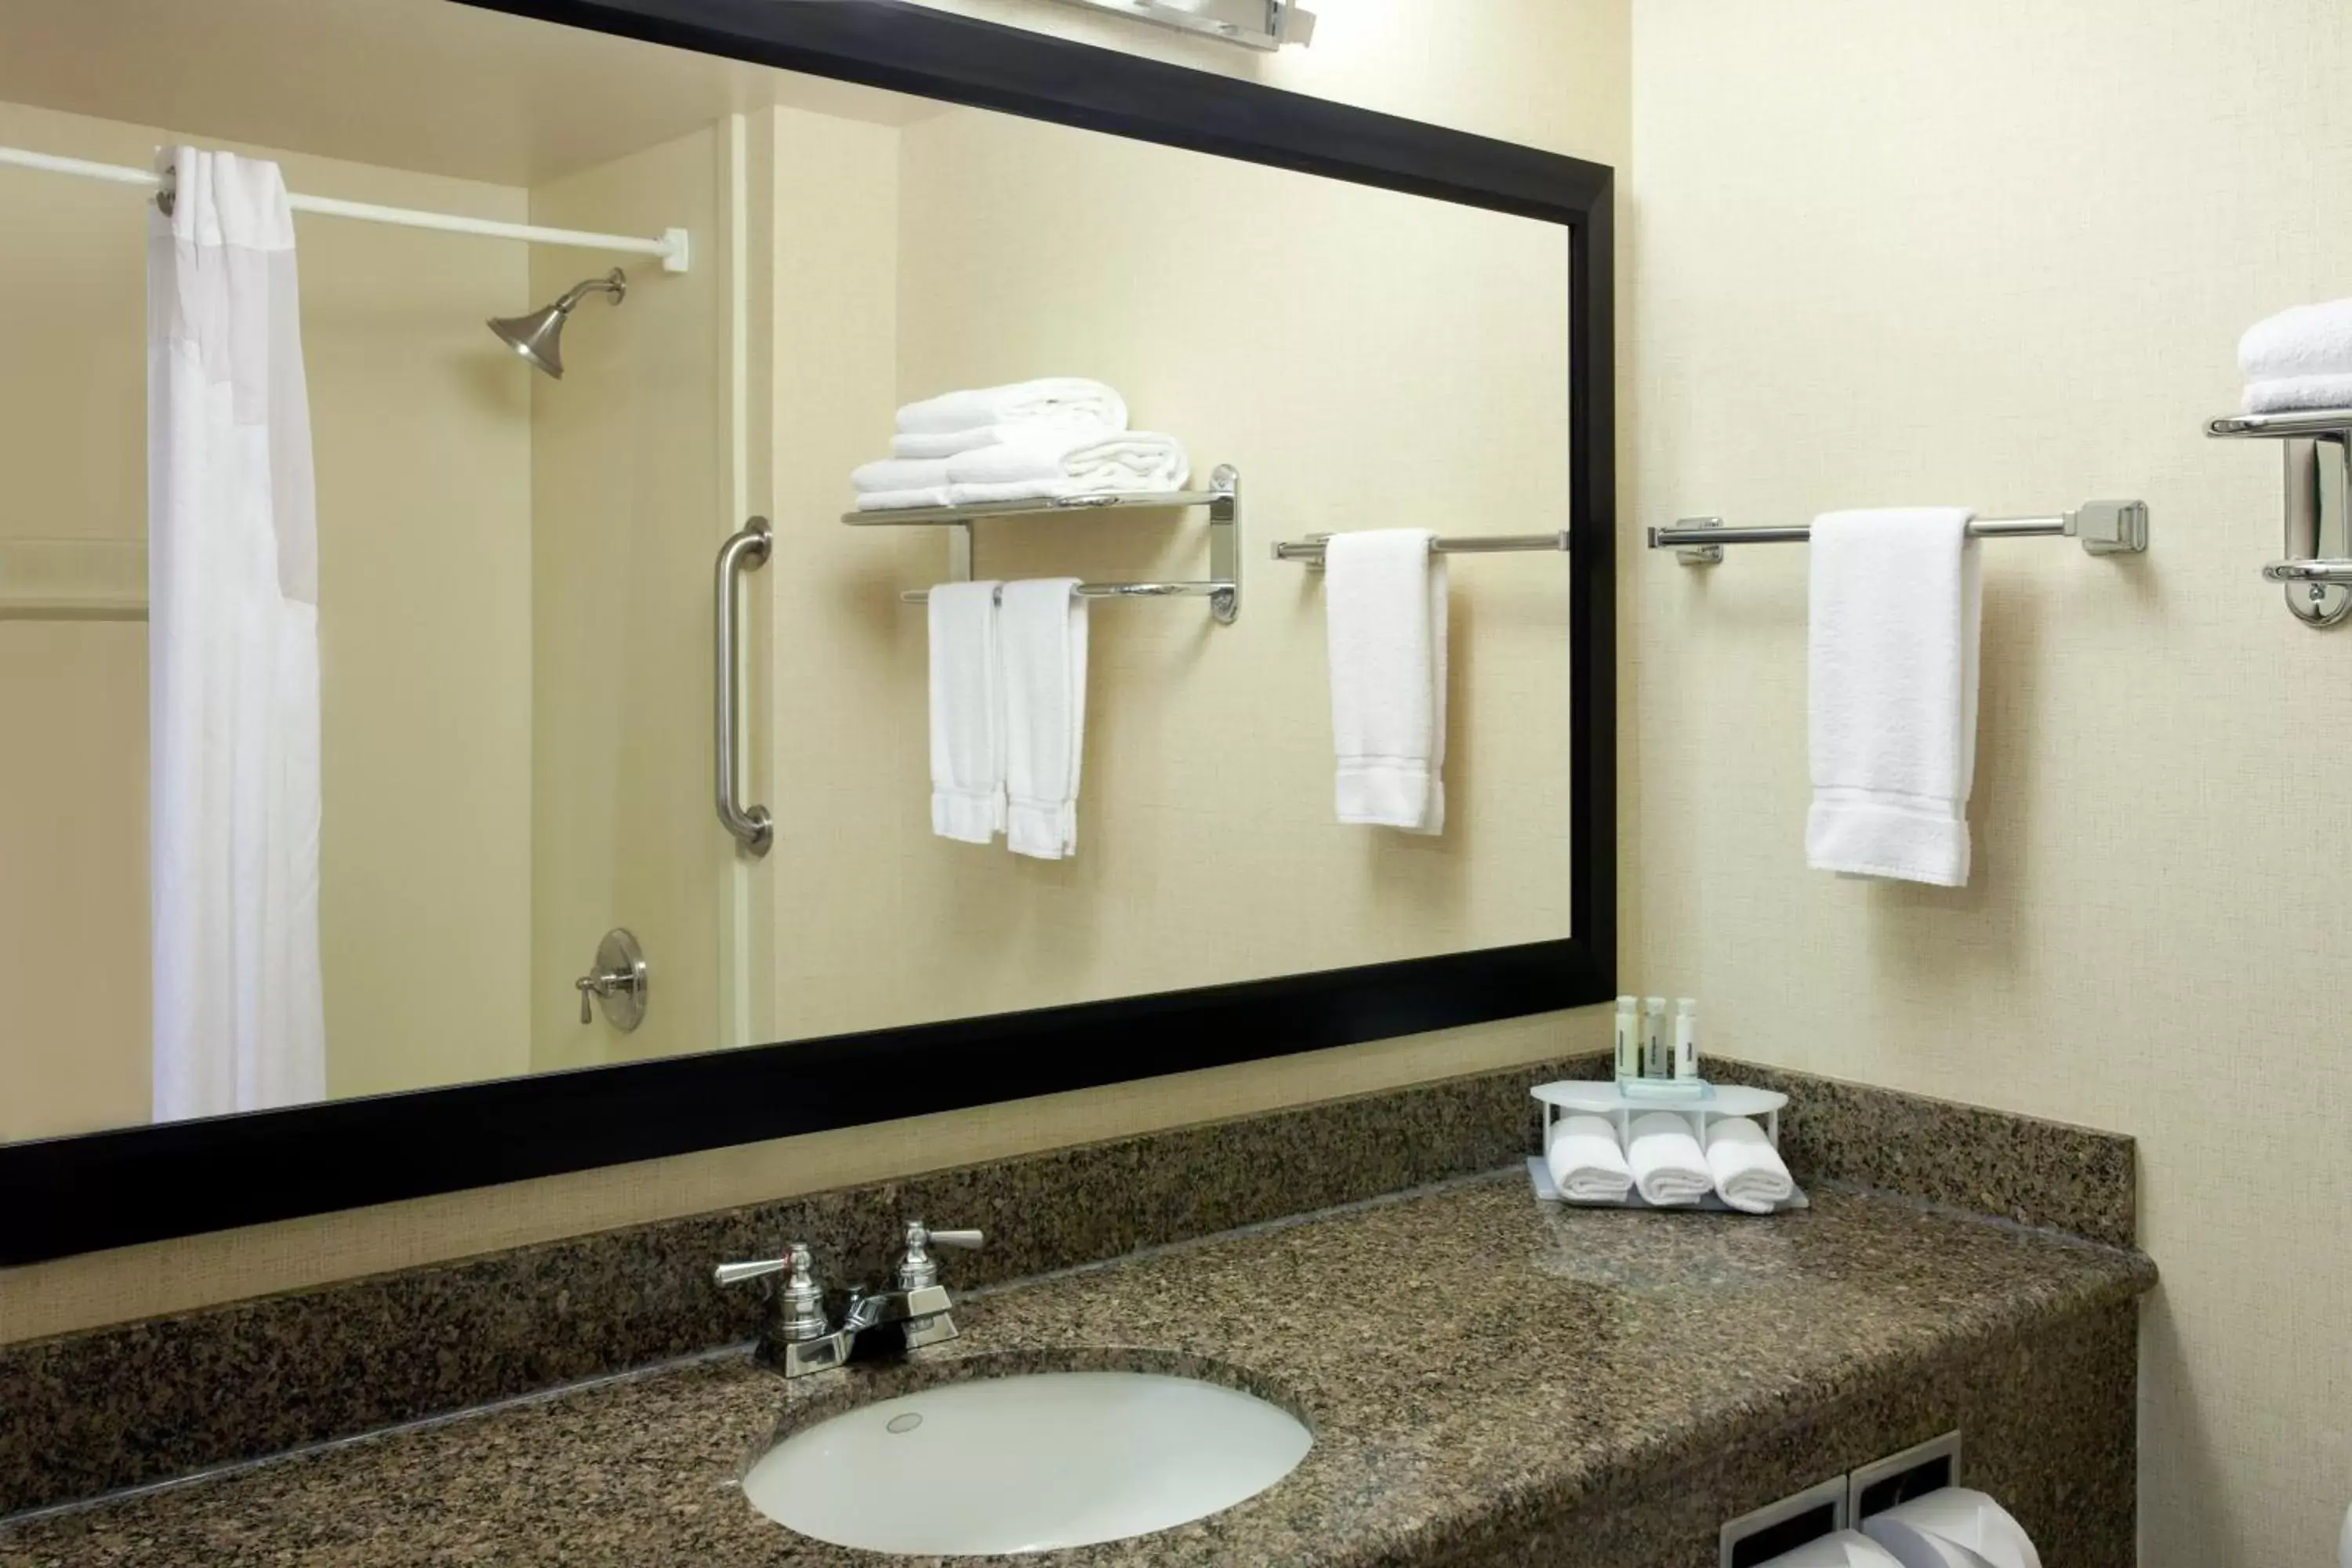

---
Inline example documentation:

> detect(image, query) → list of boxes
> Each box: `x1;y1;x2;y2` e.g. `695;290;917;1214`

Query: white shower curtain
147;147;326;1120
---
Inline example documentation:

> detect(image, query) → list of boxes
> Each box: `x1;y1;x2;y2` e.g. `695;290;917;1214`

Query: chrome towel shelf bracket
2208;408;2352;627
1646;501;2150;567
848;463;1242;624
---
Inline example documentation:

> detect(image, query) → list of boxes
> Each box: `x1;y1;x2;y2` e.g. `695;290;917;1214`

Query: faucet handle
897;1221;985;1290
715;1243;831;1341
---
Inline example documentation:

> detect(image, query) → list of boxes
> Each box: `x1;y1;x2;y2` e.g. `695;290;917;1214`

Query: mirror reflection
0;0;1574;1138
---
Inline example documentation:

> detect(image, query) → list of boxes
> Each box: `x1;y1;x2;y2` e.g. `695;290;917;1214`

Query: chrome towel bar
899;579;1233;604
1647;501;2149;565
1270;531;1570;568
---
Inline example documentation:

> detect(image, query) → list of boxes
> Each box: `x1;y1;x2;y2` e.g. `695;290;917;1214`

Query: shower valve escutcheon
574;928;648;1031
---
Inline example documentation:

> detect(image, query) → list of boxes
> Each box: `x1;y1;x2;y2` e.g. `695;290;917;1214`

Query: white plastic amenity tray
1526;1078;1809;1214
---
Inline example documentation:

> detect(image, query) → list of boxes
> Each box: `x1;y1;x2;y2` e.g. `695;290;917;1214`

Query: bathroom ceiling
0;0;946;187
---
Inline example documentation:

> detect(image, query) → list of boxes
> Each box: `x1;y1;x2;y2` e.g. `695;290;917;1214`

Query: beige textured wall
525;125;731;1071
0;0;1629;1344
0;100;536;1134
1631;3;2349;1562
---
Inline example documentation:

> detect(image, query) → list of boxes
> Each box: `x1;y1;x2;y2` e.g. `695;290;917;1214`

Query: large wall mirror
0;0;1613;1261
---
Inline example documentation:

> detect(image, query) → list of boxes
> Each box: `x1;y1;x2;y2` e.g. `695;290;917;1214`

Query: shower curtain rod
0;145;691;274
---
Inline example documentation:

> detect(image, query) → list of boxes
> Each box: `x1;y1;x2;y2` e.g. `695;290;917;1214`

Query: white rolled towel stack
1545;1114;1633;1203
1626;1111;1712;1207
851;379;1189;510
2239;300;2352;414
1704;1116;1795;1214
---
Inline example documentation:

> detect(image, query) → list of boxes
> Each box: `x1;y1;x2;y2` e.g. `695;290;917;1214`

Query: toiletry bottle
1673;998;1699;1082
1613;995;1639;1082
1642;996;1668;1078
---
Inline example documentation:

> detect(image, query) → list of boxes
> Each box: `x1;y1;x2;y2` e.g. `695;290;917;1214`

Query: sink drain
885;1412;923;1435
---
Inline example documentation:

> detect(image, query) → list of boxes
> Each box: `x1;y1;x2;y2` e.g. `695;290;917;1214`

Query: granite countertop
0;1174;2154;1568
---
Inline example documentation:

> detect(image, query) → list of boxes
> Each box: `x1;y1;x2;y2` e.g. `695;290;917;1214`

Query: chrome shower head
488;268;626;379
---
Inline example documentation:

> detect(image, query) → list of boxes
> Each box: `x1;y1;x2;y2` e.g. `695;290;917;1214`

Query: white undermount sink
742;1369;1313;1555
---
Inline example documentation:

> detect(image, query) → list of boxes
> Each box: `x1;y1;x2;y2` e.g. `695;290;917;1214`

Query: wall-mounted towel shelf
2208;409;2352;626
1270;531;1570;568
848;463;1241;624
1647;500;2150;566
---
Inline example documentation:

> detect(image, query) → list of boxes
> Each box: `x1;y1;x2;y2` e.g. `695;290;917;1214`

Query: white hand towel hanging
1323;530;1447;833
1000;579;1089;860
927;581;1006;844
1806;508;1980;887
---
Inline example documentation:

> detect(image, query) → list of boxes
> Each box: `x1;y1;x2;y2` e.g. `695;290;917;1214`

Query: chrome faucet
715;1221;985;1377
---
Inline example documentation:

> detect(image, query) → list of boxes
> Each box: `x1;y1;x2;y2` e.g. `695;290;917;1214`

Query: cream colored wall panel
1632;2;2352;1563
527;125;730;1071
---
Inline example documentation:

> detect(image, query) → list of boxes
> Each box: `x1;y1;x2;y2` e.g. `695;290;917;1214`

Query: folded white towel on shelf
927;581;1006;845
946;430;1190;499
1626;1111;1712;1207
1323;530;1446;833
892;421;1109;460
1000;579;1089;861
2239;298;2352;381
1806;507;1981;887
1704;1116;1795;1214
857;487;956;512
2242;372;2352;415
1546;1115;1634;1203
851;456;953;494
896;378;1127;437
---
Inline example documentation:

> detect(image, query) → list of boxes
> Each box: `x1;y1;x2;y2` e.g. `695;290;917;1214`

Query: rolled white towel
2242;372;2352;415
1545;1114;1633;1203
892;421;1109;460
1704;1116;1794;1214
2239;299;2352;381
1626;1111;1711;1207
946;431;1189;499
896;378;1127;437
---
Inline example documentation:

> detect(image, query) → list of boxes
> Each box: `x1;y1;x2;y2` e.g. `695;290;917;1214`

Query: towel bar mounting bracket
2208;410;2352;627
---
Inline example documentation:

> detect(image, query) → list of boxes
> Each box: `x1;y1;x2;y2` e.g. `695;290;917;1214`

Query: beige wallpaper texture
0;0;1632;1344
1631;2;2351;1562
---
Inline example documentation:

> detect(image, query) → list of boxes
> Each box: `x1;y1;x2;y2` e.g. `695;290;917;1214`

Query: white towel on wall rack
1323;530;1446;833
927;581;1007;844
1806;507;1980;887
1000;579;1089;860
892;421;1113;460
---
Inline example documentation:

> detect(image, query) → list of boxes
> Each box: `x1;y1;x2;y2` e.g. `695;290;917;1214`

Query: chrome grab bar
714;518;773;855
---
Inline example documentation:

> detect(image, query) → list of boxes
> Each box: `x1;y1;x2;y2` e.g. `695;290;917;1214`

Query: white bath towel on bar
927;580;1006;844
1546;1115;1634;1203
1324;530;1446;833
1703;1116;1794;1214
896;378;1127;437
1000;579;1089;861
1806;507;1980;887
1626;1112;1711;1207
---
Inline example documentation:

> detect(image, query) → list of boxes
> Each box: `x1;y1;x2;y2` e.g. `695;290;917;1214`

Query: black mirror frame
0;0;1615;1266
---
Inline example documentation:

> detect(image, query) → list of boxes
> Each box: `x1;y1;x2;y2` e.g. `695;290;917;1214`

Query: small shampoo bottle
1642;996;1668;1078
1672;998;1699;1082
1613;995;1639;1081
